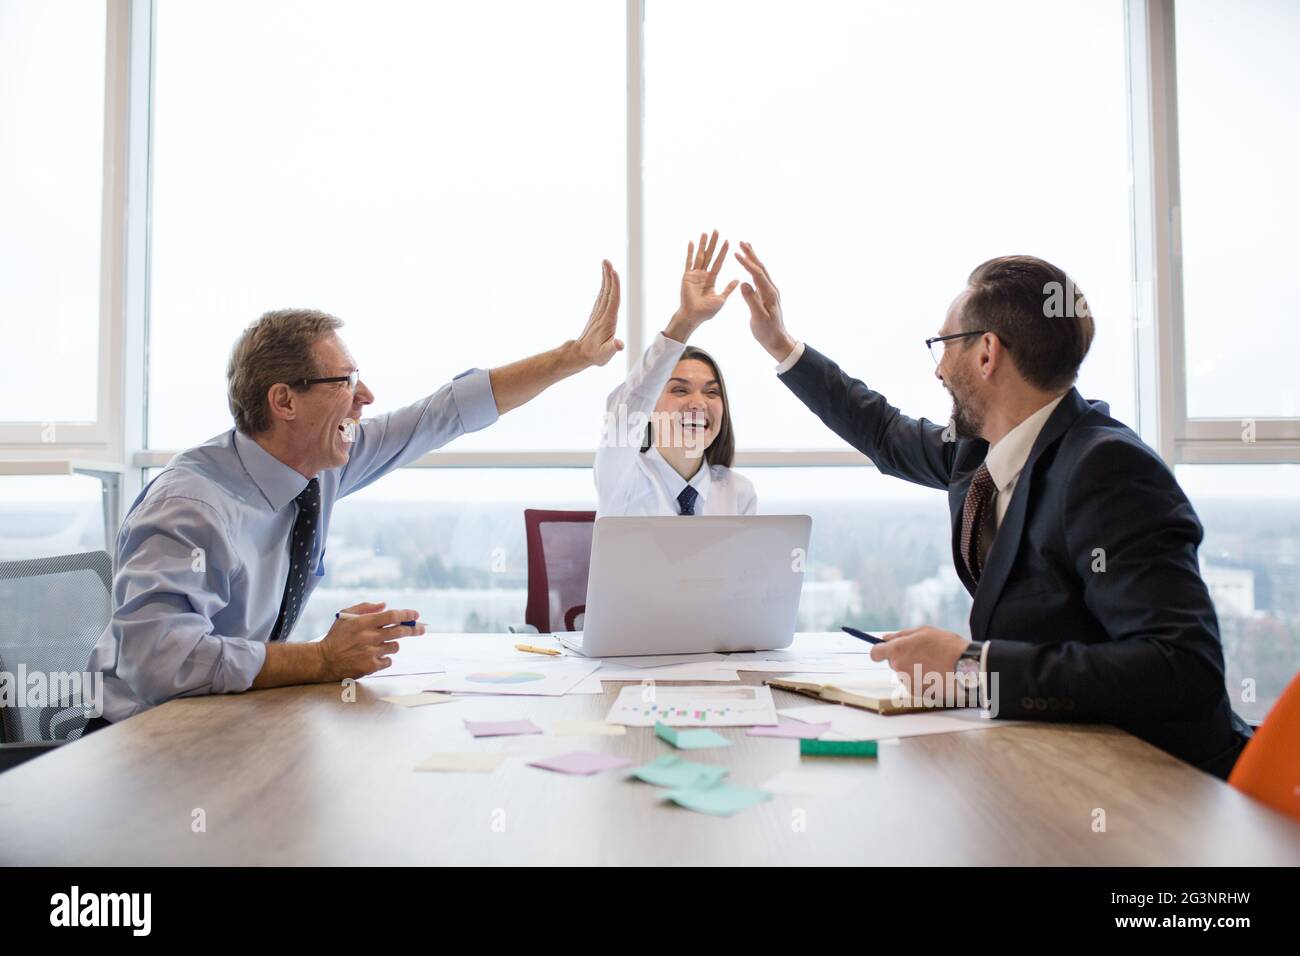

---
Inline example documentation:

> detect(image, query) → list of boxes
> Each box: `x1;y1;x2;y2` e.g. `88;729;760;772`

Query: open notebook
765;670;967;715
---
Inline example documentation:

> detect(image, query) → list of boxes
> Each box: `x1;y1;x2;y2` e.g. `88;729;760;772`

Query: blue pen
336;611;420;627
841;625;884;645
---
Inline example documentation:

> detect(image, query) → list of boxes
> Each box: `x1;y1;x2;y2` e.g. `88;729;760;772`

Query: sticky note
415;753;508;773
663;783;772;817
800;738;878;757
527;751;634;775
629;755;729;789
552;720;626;736
464;719;542;738
380;692;457;708
654;720;733;750
746;721;832;739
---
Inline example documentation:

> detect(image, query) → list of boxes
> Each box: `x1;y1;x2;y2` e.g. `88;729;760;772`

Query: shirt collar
983;393;1068;494
644;445;713;503
233;429;313;512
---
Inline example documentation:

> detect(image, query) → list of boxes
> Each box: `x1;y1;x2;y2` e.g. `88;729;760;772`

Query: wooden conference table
1;634;1298;866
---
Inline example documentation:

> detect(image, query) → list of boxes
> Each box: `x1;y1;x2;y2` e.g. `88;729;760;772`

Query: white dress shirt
975;393;1067;680
595;332;757;518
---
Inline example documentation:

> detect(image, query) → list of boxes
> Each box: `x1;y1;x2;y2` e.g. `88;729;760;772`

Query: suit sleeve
987;437;1228;723
778;344;955;490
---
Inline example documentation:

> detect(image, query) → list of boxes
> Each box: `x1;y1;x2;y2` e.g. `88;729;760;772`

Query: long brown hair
640;345;736;468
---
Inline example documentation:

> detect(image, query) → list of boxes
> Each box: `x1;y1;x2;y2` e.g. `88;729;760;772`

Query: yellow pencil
514;643;562;656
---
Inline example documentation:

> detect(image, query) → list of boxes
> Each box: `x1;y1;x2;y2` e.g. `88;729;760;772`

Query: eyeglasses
925;330;988;365
298;370;360;391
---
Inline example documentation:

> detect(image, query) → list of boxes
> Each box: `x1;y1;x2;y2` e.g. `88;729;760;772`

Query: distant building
1201;563;1256;618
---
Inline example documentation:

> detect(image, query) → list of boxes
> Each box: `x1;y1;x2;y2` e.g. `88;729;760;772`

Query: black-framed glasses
925;330;988;365
297;370;360;391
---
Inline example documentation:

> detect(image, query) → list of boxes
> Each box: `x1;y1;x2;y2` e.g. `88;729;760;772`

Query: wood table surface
2;635;1297;866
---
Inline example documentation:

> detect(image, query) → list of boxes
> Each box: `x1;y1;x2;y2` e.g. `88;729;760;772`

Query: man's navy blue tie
677;484;699;516
269;477;320;642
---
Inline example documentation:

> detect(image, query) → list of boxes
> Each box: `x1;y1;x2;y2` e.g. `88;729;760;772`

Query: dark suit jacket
781;343;1252;778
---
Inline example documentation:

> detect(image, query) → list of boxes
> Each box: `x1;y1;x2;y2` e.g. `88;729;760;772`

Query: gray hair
226;308;344;434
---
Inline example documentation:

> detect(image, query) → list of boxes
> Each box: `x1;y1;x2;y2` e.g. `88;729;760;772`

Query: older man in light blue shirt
87;262;623;724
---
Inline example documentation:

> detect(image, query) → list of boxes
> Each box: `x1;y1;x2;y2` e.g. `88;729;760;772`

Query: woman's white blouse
594;332;758;518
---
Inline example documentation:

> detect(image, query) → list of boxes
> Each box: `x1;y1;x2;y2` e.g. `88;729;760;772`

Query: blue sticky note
663;783;772;817
655;720;733;750
629;755;729;789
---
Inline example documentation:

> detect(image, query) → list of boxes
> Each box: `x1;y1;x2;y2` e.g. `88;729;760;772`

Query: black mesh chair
0;551;113;768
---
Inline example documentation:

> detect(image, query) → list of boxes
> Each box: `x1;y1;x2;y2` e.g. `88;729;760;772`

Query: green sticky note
630;755;729;789
664;783;772;817
800;738;878;757
655;720;733;751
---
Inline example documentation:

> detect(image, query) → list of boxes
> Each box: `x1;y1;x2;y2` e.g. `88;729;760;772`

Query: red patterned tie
960;463;996;581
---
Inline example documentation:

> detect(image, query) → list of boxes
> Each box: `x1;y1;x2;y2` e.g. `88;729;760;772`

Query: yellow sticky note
415;753;508;772
381;692;457;708
552;720;627;736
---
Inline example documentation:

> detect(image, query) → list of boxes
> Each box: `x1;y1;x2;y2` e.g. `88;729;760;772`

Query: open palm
678;230;739;325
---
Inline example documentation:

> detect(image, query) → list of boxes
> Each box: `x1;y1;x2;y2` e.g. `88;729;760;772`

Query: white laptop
557;515;812;657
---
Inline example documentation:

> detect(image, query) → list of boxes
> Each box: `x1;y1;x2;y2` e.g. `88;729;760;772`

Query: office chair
521;509;596;634
1228;671;1300;822
0;550;113;770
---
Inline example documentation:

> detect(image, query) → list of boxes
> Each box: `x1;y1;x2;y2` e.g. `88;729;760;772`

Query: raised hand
735;241;797;362
573;260;625;368
666;230;739;342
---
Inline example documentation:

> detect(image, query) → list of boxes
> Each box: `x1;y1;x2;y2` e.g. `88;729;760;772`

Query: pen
515;643;562;656
841;625;885;645
336;611;421;627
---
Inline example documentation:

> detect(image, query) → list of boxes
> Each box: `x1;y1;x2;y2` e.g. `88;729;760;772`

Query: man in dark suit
734;243;1251;779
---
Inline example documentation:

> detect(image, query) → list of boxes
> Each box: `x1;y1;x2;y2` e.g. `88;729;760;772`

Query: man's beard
947;379;983;440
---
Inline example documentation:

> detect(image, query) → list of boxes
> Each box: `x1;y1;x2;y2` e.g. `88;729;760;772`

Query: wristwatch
956;641;985;703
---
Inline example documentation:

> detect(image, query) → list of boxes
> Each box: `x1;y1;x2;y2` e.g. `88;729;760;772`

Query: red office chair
1229;671;1300;822
523;509;596;633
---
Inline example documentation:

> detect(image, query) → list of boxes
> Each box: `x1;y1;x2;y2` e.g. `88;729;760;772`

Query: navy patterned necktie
677;484;699;516
959;463;997;581
269;478;320;642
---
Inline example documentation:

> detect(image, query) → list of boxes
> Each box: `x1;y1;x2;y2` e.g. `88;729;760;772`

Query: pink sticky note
527;751;634;775
746;721;833;740
464;719;543;738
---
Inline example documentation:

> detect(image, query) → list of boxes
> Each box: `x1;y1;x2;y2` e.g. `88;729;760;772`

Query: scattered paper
783;632;875;655
597;653;728;669
568;676;606;695
760;769;862;798
415;752;507;772
655;721;732;750
746;720;832;740
427;658;600;697
629;755;729;789
663;783;772;817
464;719;542;738
379;691;458;708
527;751;633;775
779;703;1012;741
594;663;741;682
552;720;626;736
606;684;779;727
375;636;452;678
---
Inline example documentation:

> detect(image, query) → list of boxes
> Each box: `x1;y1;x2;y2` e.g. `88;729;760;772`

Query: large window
1176;0;1300;419
645;0;1135;445
1178;465;1300;723
0;0;106;427
148;0;626;450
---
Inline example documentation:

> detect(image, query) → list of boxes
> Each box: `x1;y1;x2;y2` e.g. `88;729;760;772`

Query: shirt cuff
775;341;805;374
450;368;500;433
210;636;268;695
